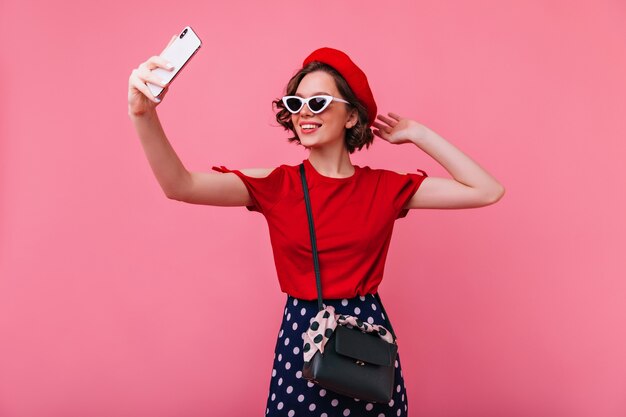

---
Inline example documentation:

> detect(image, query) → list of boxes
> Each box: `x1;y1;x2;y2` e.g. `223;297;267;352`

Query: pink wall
1;1;625;416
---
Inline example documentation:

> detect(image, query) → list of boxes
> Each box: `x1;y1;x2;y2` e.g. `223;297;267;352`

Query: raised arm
373;112;505;210
127;36;261;206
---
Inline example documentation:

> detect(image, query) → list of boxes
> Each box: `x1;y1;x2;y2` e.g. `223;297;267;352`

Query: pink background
1;1;625;416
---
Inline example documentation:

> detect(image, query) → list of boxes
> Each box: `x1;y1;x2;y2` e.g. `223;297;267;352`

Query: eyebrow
294;91;331;97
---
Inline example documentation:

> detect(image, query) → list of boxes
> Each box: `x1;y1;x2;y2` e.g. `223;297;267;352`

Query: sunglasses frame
281;95;350;114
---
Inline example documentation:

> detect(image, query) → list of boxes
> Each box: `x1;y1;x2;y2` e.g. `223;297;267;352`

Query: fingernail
167;63;174;69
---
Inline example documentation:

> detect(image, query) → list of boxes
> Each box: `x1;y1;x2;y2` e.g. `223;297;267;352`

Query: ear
345;108;358;129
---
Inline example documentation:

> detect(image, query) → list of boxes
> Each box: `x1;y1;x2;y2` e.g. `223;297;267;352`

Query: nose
298;101;314;117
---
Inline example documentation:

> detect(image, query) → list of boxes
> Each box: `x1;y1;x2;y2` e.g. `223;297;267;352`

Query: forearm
413;127;504;194
129;109;191;199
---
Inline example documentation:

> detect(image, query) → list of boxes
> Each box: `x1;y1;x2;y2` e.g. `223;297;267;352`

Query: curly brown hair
272;62;374;154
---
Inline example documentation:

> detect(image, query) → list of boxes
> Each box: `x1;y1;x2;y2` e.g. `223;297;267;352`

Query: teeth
302;124;320;129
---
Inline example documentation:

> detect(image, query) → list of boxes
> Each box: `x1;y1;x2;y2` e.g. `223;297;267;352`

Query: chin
299;136;322;148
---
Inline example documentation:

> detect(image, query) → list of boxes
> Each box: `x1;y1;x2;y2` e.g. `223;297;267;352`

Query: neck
307;144;354;178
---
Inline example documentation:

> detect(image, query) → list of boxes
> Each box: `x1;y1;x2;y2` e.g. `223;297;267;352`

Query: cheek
323;115;345;132
290;115;300;132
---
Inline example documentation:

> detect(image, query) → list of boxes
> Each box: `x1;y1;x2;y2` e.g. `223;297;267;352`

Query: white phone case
147;26;202;98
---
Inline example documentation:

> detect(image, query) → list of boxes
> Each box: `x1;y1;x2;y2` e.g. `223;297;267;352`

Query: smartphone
147;26;202;98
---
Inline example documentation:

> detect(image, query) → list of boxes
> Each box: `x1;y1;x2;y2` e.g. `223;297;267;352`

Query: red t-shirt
212;158;428;300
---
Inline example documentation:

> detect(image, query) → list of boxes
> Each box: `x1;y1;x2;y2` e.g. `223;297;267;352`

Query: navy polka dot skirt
265;293;409;417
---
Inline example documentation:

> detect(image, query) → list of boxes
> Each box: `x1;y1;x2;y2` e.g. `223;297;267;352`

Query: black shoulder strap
299;163;324;312
299;163;397;341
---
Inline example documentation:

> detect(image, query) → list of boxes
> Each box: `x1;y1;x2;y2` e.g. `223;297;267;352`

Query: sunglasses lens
308;96;329;113
285;97;303;113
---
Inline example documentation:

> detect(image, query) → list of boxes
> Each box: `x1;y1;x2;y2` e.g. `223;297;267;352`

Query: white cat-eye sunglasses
281;95;350;114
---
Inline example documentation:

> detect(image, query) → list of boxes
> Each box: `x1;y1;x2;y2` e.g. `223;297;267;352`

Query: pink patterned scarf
303;305;395;363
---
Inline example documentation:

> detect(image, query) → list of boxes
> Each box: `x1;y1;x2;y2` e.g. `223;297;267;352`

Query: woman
128;42;504;416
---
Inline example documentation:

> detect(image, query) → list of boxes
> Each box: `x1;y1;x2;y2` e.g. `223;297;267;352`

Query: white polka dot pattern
265;294;408;416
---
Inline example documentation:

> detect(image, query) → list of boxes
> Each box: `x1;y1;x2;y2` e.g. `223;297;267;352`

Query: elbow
165;188;186;202
487;184;505;204
165;176;192;202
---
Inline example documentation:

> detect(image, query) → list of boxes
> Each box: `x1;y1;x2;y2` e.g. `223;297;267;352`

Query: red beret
302;47;377;128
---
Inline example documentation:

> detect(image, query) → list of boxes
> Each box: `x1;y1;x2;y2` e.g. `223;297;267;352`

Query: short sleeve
211;165;285;214
387;169;428;219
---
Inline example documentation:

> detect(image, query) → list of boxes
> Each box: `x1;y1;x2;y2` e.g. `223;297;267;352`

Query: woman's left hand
372;112;428;145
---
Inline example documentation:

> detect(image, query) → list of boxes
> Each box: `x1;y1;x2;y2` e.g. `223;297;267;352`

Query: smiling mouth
300;123;322;133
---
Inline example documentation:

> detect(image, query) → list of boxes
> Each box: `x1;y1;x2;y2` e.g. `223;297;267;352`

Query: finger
373;128;388;140
146;55;175;71
388;112;402;121
137;67;169;88
132;77;161;103
374;115;391;127
149;74;169;88
377;114;396;126
374;130;391;141
130;70;162;102
372;121;391;133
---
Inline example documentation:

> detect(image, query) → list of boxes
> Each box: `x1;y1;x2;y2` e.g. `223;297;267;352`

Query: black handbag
298;163;399;403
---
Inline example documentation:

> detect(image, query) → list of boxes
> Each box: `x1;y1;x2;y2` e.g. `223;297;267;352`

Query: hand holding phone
128;27;202;115
147;26;202;98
